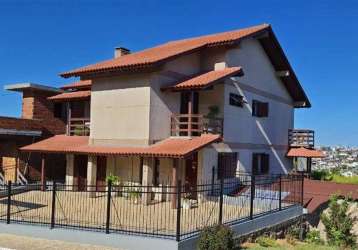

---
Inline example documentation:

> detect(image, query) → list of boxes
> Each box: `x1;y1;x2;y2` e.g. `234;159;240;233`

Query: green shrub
306;229;323;244
197;224;235;250
286;223;301;240
256;236;278;247
321;194;357;248
311;170;332;181
105;173;120;185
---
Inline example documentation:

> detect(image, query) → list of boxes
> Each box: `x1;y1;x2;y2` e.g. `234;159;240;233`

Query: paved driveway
0;233;120;250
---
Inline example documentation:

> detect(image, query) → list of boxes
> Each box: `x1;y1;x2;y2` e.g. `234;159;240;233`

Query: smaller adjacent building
0;83;66;183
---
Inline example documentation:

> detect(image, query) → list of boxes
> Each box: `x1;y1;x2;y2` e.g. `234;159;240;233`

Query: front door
74;155;87;191
96;156;107;191
185;153;198;199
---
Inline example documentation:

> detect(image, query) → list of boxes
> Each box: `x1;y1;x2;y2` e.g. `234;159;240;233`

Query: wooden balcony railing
288;129;314;148
171;114;223;137
67;118;90;136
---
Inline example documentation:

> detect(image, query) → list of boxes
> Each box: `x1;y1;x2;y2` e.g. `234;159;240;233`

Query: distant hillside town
313;146;358;176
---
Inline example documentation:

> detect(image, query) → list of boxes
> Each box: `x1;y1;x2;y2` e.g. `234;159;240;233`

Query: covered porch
20;134;221;206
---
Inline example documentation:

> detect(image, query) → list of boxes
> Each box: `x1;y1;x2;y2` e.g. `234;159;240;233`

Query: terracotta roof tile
287;147;324;158
20;134;221;158
0;116;42;132
60;24;269;78
163;67;243;91
304;179;358;213
48;90;91;102
61;80;92;90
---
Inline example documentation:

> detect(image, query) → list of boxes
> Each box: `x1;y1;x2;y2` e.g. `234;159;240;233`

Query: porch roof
20;134;221;158
286;147;324;158
0;116;42;136
47;90;91;102
61;80;92;90
161;67;243;91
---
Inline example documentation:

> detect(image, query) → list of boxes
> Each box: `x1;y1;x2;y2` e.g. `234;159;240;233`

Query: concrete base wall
0;206;302;250
180;206;303;250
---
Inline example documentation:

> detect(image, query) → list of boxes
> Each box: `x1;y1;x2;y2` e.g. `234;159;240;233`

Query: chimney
114;47;130;58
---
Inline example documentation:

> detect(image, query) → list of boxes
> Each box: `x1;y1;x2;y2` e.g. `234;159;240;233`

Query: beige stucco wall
106;156;142;183
90;74;151;146
105;156;185;185
148;52;201;142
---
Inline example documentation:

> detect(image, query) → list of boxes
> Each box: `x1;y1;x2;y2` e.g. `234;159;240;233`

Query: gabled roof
60;23;310;107
287;147;324;158
61;80;92;90
48;90;91;102
162;67;243;91
20;134;220;158
60;24;268;78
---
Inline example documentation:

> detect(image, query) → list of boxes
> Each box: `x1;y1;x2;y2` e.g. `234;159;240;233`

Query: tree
321;194;357;247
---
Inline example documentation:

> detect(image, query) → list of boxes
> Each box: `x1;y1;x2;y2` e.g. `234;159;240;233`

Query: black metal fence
0;173;303;241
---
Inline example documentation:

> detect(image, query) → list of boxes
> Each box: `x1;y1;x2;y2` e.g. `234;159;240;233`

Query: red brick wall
22;90;66;136
0;137;66;182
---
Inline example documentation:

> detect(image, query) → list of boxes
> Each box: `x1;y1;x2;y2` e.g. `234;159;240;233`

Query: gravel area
0;233;120;250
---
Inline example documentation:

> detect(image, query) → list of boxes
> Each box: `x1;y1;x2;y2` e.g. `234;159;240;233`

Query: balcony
67;118;90;136
170;114;223;137
288;129;314;148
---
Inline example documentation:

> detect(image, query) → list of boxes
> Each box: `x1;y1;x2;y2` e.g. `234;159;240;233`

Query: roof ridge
60;24;270;78
165;23;270;45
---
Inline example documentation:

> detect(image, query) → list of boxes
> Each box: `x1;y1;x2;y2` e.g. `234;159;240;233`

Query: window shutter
252;153;259;175
218;154;223;179
262;103;269;117
261;154;270;174
252;100;257;116
230;153;237;177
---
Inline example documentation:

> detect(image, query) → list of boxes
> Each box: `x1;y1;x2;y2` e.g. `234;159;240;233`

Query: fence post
301;172;304;206
250;175;255;220
211;166;215;196
176;180;182;242
6;181;11;224
105;181;112;234
50;181;56;229
279;174;282;211
218;176;224;224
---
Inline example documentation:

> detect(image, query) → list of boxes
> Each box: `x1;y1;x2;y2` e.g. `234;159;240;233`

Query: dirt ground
0;233;120;250
0;190;279;235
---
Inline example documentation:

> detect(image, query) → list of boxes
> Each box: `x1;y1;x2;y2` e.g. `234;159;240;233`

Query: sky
0;0;357;146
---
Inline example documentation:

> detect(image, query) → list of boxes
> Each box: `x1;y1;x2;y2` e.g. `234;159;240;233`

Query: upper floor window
229;93;244;107
252;100;269;117
252;153;270;175
218;152;238;179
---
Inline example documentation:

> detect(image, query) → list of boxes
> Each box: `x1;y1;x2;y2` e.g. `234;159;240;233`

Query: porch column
41;154;46;191
171;158;179;209
66;102;72;135
141;157;153;205
65;154;74;189
87;155;97;197
187;91;193;137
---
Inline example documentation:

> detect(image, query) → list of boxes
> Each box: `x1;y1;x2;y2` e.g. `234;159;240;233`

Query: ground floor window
218;152;238;179
252;153;270;175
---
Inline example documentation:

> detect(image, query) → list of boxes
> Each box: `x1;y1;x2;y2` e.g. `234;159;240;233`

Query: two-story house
21;24;322;202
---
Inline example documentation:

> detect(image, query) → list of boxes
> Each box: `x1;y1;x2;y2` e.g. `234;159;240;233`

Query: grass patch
330;174;358;184
243;240;338;250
